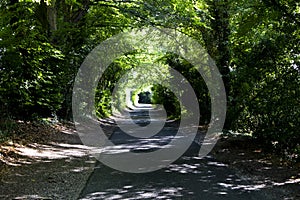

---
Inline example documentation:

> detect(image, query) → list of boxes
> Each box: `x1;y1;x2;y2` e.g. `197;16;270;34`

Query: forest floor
0;120;299;199
211;135;300;199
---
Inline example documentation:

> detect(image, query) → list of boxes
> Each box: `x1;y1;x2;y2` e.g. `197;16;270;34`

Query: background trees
228;0;300;156
0;0;299;158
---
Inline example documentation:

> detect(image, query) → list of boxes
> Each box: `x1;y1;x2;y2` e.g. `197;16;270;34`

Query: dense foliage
0;0;299;158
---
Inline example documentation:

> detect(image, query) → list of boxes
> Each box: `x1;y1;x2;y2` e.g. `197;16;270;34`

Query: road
78;105;274;200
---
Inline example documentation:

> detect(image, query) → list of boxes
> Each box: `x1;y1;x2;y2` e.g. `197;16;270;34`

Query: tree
227;0;300;156
1;0;299;158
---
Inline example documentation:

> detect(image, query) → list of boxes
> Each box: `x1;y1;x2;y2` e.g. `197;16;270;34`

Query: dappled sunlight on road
1;114;299;199
79;155;285;200
81;186;186;200
15;142;93;160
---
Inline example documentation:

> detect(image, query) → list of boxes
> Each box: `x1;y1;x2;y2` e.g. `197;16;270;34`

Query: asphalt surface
78;105;274;200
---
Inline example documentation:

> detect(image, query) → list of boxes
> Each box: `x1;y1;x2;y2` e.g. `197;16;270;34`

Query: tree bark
47;0;57;31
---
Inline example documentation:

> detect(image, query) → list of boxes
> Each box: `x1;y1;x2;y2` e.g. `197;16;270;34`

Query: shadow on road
79;155;271;200
79;106;273;200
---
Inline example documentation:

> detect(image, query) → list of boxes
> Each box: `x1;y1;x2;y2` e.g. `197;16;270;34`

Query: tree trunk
47;0;57;31
201;0;231;128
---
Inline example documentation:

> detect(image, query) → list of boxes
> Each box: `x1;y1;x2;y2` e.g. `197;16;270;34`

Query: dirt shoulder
0;122;98;200
211;135;300;199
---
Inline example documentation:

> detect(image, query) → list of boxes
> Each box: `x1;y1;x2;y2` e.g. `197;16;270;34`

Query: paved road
79;105;274;200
